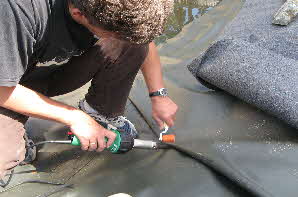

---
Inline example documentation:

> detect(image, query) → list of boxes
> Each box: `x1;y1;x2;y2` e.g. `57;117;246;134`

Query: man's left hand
151;96;178;129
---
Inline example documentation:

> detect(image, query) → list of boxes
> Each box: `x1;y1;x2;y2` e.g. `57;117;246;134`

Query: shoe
19;133;37;165
108;116;138;139
79;99;138;138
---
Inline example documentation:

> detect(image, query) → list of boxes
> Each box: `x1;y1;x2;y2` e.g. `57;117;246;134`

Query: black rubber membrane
128;0;298;196
4;0;298;196
57;0;298;196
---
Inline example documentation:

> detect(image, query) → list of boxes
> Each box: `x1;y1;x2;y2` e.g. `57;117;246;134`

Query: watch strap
149;88;168;97
149;91;161;97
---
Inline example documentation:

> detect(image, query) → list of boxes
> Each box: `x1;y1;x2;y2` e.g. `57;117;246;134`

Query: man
0;0;178;180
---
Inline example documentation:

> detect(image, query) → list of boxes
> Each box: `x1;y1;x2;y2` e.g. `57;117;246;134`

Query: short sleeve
0;1;35;87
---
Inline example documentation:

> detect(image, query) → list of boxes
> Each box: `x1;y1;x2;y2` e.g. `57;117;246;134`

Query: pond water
155;0;221;45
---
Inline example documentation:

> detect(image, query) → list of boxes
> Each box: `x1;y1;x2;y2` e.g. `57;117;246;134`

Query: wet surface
155;0;221;45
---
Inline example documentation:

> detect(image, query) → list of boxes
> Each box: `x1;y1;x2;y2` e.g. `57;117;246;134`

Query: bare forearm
0;85;84;126
0;85;117;152
140;42;178;128
141;42;165;92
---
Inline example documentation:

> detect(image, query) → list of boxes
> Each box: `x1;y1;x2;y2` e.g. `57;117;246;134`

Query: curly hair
69;0;174;44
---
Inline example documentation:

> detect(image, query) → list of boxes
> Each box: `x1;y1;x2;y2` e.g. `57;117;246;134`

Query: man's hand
140;42;179;129
0;85;116;152
69;111;117;152
151;96;178;129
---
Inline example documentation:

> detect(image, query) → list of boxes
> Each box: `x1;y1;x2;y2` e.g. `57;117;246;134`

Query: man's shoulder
0;0;15;11
1;0;37;13
0;0;33;26
0;0;51;27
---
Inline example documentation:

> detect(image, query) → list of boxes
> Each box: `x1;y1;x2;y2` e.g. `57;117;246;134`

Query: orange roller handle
161;134;176;143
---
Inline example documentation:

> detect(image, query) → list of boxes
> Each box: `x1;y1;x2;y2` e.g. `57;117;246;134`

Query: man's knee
0;114;26;179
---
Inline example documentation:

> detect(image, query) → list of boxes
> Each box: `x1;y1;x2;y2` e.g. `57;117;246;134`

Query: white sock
83;100;99;114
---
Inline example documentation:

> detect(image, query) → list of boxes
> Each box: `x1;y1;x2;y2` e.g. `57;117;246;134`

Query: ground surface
2;0;297;196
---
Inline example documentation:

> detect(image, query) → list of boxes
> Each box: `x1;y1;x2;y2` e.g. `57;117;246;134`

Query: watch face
160;88;168;96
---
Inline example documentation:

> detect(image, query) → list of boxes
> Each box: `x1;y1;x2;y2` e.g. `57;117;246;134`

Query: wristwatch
149;88;168;97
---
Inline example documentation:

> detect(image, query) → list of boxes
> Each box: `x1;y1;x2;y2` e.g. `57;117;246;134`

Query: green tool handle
70;129;122;153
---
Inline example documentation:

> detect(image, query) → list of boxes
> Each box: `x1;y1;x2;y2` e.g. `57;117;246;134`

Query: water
155;0;221;45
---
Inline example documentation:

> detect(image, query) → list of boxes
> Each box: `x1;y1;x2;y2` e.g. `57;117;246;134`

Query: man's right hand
69;110;117;152
0;85;116;152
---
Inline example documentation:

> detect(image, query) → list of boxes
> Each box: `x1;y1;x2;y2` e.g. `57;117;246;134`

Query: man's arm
141;42;178;129
0;85;116;151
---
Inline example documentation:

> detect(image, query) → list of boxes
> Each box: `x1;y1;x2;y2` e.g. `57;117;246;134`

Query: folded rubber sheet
5;0;298;196
192;0;298;129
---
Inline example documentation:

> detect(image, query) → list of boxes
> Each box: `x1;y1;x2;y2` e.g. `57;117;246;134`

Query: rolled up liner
194;0;298;128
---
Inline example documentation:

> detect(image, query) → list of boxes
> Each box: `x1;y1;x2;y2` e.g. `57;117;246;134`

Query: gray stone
272;0;298;26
